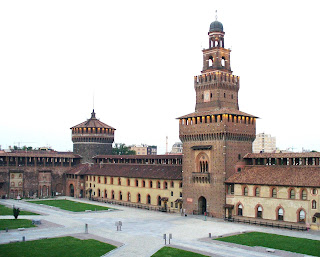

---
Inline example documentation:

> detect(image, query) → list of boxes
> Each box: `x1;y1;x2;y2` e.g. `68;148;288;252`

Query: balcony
192;172;210;183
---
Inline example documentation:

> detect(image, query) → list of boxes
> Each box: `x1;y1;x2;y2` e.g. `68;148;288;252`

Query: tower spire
215;10;218;21
92;93;96;118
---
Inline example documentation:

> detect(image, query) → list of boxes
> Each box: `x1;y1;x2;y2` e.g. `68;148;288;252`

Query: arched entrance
42;185;48;197
198;196;207;215
69;184;74;197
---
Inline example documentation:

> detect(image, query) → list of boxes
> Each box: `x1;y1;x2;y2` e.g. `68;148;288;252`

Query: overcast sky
1;0;319;153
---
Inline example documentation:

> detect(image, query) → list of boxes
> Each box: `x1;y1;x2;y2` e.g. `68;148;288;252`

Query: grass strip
215;231;320;257
29;199;110;212
152;247;209;257
0;219;35;230
0;204;38;216
0;236;116;257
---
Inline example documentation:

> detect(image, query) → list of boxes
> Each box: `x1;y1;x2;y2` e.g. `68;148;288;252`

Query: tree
112;143;136;155
13;207;20;219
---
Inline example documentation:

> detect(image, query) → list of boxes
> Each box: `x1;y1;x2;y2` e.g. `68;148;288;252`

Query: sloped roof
244;152;320;158
67;163;182;180
0;151;81;158
177;108;257;119
94;155;183;159
225;166;320;187
71;110;115;130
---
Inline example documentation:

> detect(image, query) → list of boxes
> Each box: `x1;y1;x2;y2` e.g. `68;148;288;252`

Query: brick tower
71;110;115;163
178;18;256;218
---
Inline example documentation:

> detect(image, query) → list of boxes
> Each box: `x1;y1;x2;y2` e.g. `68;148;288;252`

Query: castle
0;17;319;230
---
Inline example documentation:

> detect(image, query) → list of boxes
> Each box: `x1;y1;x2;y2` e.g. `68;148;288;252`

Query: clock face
204;90;210;102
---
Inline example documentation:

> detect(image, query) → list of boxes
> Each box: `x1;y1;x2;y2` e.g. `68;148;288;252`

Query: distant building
170;142;183;154
253;133;276;153
129;144;157;155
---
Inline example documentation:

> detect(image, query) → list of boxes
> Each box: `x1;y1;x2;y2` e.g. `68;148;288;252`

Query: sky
1;0;320;154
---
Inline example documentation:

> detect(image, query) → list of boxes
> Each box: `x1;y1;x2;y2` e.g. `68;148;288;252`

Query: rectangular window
227;184;234;195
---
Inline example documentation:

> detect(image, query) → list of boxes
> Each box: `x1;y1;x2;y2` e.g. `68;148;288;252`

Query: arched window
277;208;284;221
150;181;153;188
164;181;168;189
221;57;226;67
298;209;306;223
157;181;161;188
257;206;263;218
127;192;131;202
197;153;209;173
157;196;161;206
137;193;141;203
208;56;213;67
135;179;139;187
272;188;277;198
290;189;295;199
127;179;130;186
98;177;101;183
119;191;122;200
112;190;114;199
118;178;121;185
98;189;100;197
312;200;317;209
142;180;146;187
105;190;107;198
243;186;248;196
255;187;260;197
301;189;307;200
171;181;174;188
312;189;318;195
147;195;151;204
237;204;243;216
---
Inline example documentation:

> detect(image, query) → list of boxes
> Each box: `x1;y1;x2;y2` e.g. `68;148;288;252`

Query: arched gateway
198;196;207;215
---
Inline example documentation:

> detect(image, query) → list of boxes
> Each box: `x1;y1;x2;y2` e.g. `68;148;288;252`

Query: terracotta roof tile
244;152;320;158
225;166;320;187
0;152;81;158
67;164;182;180
71;110;115;130
94;155;183;159
177;108;257;119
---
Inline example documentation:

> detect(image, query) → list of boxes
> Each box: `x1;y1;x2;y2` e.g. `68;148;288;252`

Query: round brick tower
71;110;115;163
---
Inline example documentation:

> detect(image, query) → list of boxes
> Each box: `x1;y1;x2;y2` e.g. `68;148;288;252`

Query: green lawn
152;247;209;257
28;200;110;212
215;232;320;257
0;236;116;257
0;204;38;216
0;219;36;230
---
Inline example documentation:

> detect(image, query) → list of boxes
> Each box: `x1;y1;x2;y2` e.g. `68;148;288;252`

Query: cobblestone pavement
1;197;319;257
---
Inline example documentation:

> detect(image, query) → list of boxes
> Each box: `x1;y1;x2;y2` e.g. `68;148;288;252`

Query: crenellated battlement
71;127;115;135
179;113;256;143
194;72;239;89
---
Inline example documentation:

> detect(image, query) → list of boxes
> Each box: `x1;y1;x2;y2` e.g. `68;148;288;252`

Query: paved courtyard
1;197;319;257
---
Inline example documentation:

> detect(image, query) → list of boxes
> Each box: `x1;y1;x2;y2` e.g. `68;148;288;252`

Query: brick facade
179;19;256;218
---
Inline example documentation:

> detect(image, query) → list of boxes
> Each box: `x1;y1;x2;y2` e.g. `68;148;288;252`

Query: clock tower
178;18;256;217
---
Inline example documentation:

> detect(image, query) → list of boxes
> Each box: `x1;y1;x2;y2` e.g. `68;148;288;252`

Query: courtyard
0;197;319;257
